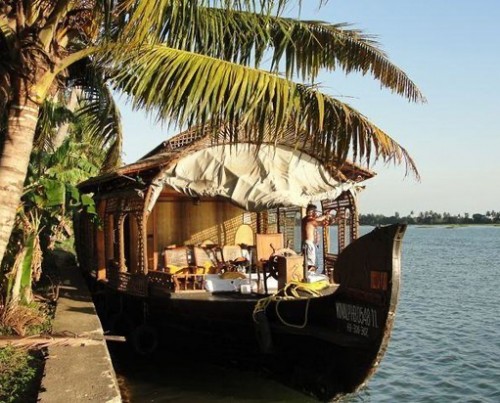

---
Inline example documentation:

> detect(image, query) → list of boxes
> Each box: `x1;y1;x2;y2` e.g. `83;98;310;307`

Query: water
354;225;500;403
112;226;500;402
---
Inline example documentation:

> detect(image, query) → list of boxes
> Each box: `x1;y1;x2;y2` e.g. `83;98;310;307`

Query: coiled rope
253;280;330;329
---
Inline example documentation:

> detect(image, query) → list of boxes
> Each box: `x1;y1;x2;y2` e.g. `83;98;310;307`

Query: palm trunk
0;81;40;265
52;88;80;149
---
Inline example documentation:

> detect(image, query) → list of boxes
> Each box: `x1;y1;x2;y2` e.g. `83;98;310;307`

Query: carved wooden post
136;213;146;275
117;213;127;272
96;200;107;280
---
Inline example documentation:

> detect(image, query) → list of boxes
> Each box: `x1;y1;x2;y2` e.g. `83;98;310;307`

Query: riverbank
37;250;121;402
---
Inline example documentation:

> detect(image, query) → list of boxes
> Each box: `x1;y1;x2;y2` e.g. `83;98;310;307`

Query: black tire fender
129;324;159;355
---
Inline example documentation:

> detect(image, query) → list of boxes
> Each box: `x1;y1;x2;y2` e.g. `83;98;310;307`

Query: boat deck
166;283;339;302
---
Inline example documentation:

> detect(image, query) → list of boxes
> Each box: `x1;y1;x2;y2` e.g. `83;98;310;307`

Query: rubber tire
129;324;159;355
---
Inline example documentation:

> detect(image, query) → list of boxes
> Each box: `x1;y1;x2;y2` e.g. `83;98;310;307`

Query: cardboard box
277;255;305;289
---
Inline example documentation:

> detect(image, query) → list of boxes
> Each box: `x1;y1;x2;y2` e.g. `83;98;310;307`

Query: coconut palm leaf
295;84;418;176
107;44;418;177
33;99;75;151
148;7;424;102
75;92;123;171
118;0;294;42
110;2;423;102
67;58;124;171
76;87;123;148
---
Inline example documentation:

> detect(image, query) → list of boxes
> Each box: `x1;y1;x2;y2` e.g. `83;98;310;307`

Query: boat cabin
75;126;374;296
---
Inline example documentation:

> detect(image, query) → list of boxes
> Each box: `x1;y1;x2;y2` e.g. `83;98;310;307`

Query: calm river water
110;226;500;402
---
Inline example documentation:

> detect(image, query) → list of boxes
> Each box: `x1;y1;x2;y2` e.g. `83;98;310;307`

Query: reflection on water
111;226;500;402
110;344;316;403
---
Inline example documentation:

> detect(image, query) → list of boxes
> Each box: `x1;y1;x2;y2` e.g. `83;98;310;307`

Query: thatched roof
79;124;375;195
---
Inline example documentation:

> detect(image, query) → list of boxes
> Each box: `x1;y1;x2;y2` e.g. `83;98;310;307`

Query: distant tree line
359;211;500;226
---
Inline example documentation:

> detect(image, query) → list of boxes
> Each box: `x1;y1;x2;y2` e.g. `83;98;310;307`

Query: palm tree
0;0;424;265
1;94;116;307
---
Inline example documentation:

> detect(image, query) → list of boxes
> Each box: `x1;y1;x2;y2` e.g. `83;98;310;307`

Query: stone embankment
38;251;121;402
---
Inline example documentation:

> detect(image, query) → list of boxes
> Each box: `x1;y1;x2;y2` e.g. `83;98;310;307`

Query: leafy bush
0;346;38;402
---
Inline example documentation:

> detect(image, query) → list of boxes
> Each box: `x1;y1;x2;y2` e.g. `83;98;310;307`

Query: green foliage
1;224;40;307
1;0;424;177
101;1;422;175
360;211;500;226
1;101;103;307
74;85;123;172
24;301;54;336
0;346;37;403
39;179;66;207
23;131;102;228
34;99;75;151
18;234;36;305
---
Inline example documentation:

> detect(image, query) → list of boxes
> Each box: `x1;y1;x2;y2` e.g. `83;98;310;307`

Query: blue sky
119;0;500;216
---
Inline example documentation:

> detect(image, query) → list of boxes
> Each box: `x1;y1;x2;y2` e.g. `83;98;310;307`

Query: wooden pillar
104;213;115;271
137;214;147;275
337;207;344;252
144;208;157;273
96;200;107;280
323;220;330;261
350;194;359;242
117;213;127;272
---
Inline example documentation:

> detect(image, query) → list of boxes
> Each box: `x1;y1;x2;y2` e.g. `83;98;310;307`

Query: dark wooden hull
92;224;406;401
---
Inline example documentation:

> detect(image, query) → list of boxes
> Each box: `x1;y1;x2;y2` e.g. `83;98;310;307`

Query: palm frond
77;88;124;172
76;89;122;147
74;88;123;171
107;2;423;103
97;0;116;37
154;7;424;103
106;44;418;177
0;13;15;46
34;99;75;152
295;85;419;177
100;129;123;173
116;0;302;44
67;56;123;160
276;20;424;102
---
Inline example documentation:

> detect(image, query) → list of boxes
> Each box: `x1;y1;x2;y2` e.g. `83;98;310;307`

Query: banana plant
1;95;113;306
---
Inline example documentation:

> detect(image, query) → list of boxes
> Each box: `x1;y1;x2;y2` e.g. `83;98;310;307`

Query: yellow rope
252;280;330;328
274;299;311;329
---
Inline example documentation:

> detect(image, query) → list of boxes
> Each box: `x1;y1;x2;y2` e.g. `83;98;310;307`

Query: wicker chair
221;245;250;272
192;246;223;274
162;247;205;291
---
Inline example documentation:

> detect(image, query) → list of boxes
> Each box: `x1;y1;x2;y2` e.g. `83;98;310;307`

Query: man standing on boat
302;204;331;274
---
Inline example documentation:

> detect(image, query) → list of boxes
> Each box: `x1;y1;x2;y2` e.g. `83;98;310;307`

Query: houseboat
75;125;406;401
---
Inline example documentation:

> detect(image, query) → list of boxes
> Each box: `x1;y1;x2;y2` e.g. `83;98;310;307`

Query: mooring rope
253;280;330;329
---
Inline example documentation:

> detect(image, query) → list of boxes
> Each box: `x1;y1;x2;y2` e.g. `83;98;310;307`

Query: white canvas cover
156;144;360;211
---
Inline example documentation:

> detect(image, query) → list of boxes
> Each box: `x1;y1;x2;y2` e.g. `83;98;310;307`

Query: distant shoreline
360;222;500;227
359;211;499;226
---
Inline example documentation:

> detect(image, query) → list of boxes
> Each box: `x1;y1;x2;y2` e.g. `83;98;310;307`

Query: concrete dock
38;251;121;402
